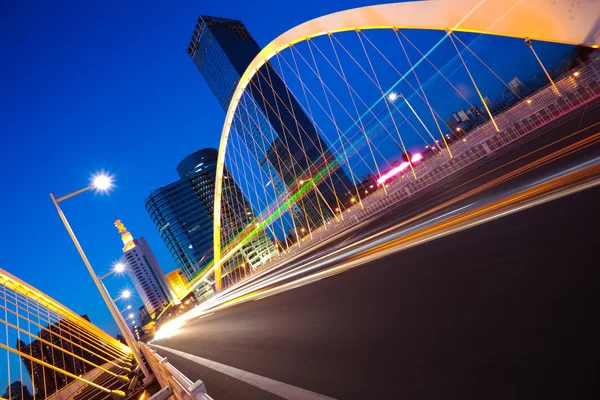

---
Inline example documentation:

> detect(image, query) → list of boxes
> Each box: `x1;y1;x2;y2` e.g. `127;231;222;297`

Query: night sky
0;0;575;350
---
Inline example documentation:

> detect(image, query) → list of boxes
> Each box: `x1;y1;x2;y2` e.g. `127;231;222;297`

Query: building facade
146;149;220;282
187;15;354;232
146;149;278;285
3;381;33;400
165;269;188;299
138;305;152;326
115;220;173;317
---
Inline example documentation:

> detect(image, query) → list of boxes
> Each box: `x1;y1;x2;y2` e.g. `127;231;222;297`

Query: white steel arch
210;0;600;290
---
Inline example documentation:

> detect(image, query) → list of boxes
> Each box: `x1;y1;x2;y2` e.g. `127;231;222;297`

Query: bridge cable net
189;27;594;296
0;269;133;400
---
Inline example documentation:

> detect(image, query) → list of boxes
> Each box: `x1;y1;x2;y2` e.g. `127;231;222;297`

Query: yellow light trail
208;123;600;304
156;128;600;339
215;159;600;312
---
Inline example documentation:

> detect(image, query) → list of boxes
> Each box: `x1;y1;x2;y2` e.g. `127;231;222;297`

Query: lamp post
100;262;125;280
50;173;153;382
119;304;132;314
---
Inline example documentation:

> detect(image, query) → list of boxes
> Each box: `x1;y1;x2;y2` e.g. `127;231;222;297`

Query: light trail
201;122;600;305
217;160;600;310
155;129;600;339
161;162;600;339
215;124;600;301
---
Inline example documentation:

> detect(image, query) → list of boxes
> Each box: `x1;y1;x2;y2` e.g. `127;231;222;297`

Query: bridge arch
211;0;600;289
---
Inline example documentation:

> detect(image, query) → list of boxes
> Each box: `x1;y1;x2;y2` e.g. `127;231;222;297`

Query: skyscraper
187;16;354;231
146;149;277;284
114;220;173;316
138;305;152;326
508;76;528;95
3;381;33;400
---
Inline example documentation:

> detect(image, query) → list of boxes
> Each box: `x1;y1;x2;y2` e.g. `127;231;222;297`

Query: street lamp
50;172;152;382
91;173;114;193
100;262;126;280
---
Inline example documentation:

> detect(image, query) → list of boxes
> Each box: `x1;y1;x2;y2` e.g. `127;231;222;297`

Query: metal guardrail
0;268;134;400
139;344;213;400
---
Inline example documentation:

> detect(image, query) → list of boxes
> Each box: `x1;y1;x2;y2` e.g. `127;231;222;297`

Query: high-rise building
114;220;173;316
146;149;277;284
508;76;527;95
187;15;354;231
3;381;33;400
165;269;188;299
138;305;152;326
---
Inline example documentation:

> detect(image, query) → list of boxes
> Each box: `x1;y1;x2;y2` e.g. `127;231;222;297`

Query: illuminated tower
114;219;174;317
187;16;354;230
115;219;135;252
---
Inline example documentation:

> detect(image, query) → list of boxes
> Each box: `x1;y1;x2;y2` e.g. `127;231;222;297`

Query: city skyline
0;0;576;339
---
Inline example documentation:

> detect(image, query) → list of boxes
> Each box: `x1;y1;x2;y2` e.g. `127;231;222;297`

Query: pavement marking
150;344;337;400
198;312;214;320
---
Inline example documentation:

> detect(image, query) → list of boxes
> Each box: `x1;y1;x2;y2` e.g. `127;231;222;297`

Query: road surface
151;99;600;399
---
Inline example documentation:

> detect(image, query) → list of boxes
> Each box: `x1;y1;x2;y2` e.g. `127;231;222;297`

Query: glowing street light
114;263;125;273
91;173;113;193
388;92;399;102
120;289;131;300
99;262;126;280
119;305;132;313
50;172;152;381
128;313;135;319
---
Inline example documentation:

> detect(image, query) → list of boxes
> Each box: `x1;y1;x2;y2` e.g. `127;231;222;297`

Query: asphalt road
152;100;600;399
155;185;600;399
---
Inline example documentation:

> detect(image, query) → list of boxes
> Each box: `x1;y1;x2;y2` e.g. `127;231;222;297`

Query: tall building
508;76;527;95
165;269;188;299
146;149;277;284
187;15;354;231
114;220;173;316
138;305;152;326
3;381;33;400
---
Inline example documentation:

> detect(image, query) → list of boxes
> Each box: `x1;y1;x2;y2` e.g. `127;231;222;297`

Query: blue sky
0;0;576;366
0;0;418;339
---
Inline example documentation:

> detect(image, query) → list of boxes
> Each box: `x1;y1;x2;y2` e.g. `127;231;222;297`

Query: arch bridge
186;0;600;294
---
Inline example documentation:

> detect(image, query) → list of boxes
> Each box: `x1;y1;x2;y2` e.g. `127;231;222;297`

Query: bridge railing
139;344;213;400
218;54;600;286
0;268;135;400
